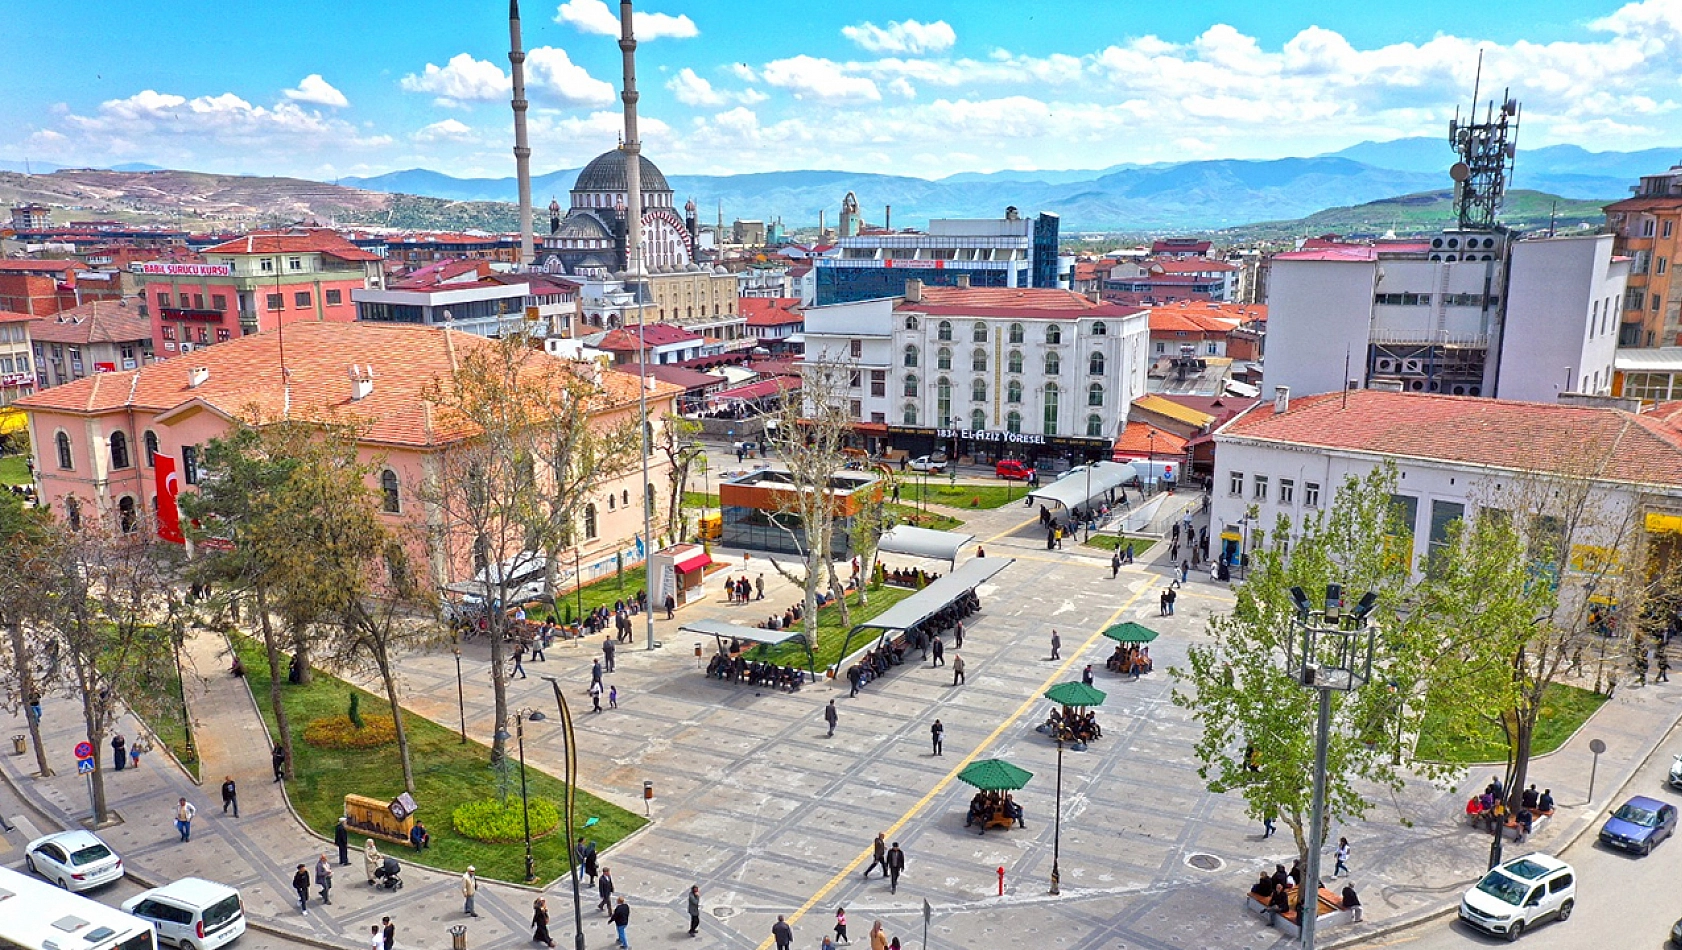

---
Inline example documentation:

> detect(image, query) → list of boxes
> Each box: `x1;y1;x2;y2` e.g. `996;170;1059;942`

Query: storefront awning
878;525;975;563
674;550;712;573
679;618;809;648
1028;461;1136;511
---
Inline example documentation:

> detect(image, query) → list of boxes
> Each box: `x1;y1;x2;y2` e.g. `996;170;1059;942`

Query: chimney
187;366;209;389
1087;287;1103;304
904;278;923;303
1272;385;1290;415
955;274;971;289
349;364;374;401
884;205;891;230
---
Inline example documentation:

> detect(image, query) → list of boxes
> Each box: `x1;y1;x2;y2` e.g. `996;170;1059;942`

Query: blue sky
3;0;1672;181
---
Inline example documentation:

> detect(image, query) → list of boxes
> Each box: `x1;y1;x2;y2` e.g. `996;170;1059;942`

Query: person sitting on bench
1002;795;1025;828
1515;806;1534;841
1521;784;1539;810
1539;788;1555;813
1340;883;1363;922
1253;873;1276;900
409;820;431;851
965;793;990;828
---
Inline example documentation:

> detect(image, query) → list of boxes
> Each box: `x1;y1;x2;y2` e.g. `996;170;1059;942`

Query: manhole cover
1186;853;1224;872
711;907;737;919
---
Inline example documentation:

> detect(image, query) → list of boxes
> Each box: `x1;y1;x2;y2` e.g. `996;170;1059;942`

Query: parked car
25;830;123;892
1668;753;1682;789
907;455;948;473
1458;852;1575;940
123;878;247;950
995;459;1035;481
1598;795;1677;855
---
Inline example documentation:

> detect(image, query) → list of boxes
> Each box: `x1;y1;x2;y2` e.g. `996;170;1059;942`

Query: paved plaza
0;482;1679;950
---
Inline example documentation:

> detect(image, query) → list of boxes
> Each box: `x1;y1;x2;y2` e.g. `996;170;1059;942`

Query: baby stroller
374;855;403;890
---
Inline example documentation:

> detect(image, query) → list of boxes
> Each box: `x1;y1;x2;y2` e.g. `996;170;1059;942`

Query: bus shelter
1027;461;1135;520
834;556;1014;668
680;618;813;675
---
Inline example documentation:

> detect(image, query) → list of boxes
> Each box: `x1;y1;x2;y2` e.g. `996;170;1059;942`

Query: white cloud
666;68;765;107
760;56;880;102
400;54;508;107
841;19;956;55
554;0;697;39
282;74;349;108
413;118;476;142
887;78;916;99
728;63;759;83
526;47;615;106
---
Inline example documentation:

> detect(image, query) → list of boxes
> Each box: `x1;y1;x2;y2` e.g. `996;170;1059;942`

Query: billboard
136;263;232;277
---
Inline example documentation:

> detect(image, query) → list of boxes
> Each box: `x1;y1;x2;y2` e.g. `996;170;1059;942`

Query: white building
804;280;1149;467
1265;232;1629;403
1208;387;1682;575
814;209;1064;306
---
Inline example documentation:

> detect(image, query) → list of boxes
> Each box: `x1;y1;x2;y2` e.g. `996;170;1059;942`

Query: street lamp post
1286;584;1379;950
1145;430;1157;496
496;708;548;884
453;646;466;743
540;676;586;950
1050;729;1065;895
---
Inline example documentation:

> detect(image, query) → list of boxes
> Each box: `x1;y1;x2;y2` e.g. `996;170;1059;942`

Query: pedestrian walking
335;817;351;865
315;854;333;905
364;839;382;884
604;638;617;673
272;743;287;782
931;635;945;666
1082;664;1094;687
511;643;527;679
1159;590;1169;616
589;680;603;713
686;884;701;937
611;897;631;949
367;927;382;950
221;776;238;816
1262;812;1276;838
863;833;887;878
381;916;395;950
27;693;40;723
462;866;478;917
824;700;838;738
1334;837;1350;876
174;797;196;842
111;734;126;771
609;684;619;709
834;907;850;944
952;654;966;685
531;632;547;662
532;899;556;948
1180;560;1190;584
597;867;615;911
772;915;793;950
591;658;603;687
1111;552;1121;578
756;574;765;601
585;842;600;885
1169;541;1179;563
884;842;906;894
129;735;146;770
1050;629;1061;660
665;594;676;620
1661;651;1672;683
954;621;964;648
869;921;888;950
292;865;310;914
931;719;944;756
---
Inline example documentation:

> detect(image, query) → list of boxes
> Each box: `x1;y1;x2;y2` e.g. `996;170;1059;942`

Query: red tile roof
1605;196;1682;212
1274;246;1379;262
741;297;804;326
1151;257;1238;274
1223;389;1682;489
712;376;801;401
1112;421;1188;460
900;286;1141;319
596;324;705;350
28;299;152;345
201;231;382;262
616;362;725;390
0;260;85;275
18;322;677;448
0;310;38;325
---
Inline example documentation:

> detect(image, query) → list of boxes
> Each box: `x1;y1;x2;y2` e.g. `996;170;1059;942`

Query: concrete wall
1263;258;1379;398
1499;234;1628;402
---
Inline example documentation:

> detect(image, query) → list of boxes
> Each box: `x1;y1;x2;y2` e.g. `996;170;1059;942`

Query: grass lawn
747;584;918;671
886;503;963;532
233;636;645;882
143;662;199;781
0;456;28;486
682;491;719;509
1413;683;1608;764
1082;533;1160;552
894;481;1021;510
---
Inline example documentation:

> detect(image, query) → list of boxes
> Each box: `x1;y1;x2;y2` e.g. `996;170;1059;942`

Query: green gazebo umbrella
957;758;1034;792
1044;681;1107;707
1101;621;1160;644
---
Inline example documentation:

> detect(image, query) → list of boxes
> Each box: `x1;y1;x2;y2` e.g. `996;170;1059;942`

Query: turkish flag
155;454;184;544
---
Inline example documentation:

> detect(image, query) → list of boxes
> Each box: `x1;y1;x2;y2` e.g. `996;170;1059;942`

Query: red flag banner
155;454;184;544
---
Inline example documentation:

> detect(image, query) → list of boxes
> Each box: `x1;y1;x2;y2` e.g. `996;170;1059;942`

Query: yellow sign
1219;530;1241;542
1568;544;1622;576
1647;512;1682;534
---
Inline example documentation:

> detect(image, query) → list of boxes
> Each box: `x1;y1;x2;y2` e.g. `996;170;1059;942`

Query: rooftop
28;299;152;345
201;230;382;262
615;362;726;390
741;298;805;326
899;286;1142;319
596;324;706;350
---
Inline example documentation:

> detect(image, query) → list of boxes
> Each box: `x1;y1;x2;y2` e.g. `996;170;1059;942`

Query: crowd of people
1464;775;1552;841
964;791;1025;831
1104;644;1153;676
880;566;941;589
704;651;806;691
1041;706;1102;743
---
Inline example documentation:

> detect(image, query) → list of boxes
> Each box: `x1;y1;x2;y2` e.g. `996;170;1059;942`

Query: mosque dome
573;149;671;195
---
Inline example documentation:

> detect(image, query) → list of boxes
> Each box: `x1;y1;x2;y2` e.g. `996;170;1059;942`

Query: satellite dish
1449;162;1471;183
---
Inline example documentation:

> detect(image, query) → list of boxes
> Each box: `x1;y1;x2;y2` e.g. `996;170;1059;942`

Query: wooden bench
1466;808;1554;840
1244;885;1350;937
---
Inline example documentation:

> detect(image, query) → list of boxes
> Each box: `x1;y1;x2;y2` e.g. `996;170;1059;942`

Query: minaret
509;0;534;268
618;0;655;653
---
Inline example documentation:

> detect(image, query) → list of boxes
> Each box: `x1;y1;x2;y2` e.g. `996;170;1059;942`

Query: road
1376;718;1682;950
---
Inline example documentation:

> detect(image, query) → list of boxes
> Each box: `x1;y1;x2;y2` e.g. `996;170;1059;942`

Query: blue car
1598;795;1678;855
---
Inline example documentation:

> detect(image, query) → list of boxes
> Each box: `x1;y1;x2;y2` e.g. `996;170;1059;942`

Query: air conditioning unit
1408;379;1427;391
1402;359;1424;374
1375;357;1398;373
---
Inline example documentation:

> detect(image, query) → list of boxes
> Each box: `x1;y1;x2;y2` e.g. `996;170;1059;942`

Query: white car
124;878;247;950
24;829;123;891
907;455;948;473
1458;852;1575;940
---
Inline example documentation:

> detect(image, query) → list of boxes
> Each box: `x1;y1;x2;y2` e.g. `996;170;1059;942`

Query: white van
1458;853;1575;940
122;879;246;950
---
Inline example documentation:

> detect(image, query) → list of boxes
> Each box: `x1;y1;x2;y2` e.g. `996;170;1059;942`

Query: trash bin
450;926;467;950
11;735;23;756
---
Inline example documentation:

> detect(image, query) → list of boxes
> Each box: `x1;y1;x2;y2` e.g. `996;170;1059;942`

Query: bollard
997;866;1005;896
643;780;654;817
450;926;467;950
11;735;23;756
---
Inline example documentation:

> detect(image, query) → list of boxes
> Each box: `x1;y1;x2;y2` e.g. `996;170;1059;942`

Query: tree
0;489;60;776
849;486;891;607
1170;466;1458;878
656;412;703;542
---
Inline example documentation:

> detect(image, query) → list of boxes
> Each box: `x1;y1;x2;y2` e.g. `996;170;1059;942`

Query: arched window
904;315;919;330
55;431;72;470
971;378;987;402
971;408;986;430
972;323;987;343
936;378;952;427
584;503;598;540
380;469;400;513
1087;414;1105;437
936;320;953;341
1089;352;1106;376
903;403;918;426
623;489;630;505
117;496;136;534
1008;350;1023;374
1043;383;1060;436
1045;352;1061;376
109;431;130;470
971;348;987;372
143;430;158;467
1088;382;1105;407
1091;321;1108;336
904;373;918;397
936;347;951;370
904;345;919;368
1008;323;1024;344
1006;411;1022;434
1046;324;1063;344
607;494;616;510
1007;380;1022;404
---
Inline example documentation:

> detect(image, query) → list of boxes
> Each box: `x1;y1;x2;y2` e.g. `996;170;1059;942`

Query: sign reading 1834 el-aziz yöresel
935;428;1046;445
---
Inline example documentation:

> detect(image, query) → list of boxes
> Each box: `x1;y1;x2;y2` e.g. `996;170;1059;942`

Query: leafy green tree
0;488;59;776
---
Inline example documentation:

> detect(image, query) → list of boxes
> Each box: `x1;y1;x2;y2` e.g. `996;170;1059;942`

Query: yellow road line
753;582;1154;948
985;514;1040;544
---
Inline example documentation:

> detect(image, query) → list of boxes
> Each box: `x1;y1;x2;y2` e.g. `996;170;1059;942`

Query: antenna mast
1446;49;1520;231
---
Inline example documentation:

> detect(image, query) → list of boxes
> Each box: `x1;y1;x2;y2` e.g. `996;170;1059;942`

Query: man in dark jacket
597;867;615;912
221;776;238;816
334;817;350;865
771;915;793;950
863;832;887;878
885;842;906;893
686;885;701;937
611;897;631;949
291;864;310;914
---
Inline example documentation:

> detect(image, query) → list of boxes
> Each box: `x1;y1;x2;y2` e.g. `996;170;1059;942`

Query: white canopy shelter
1027;461;1136;513
878;525;976;565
